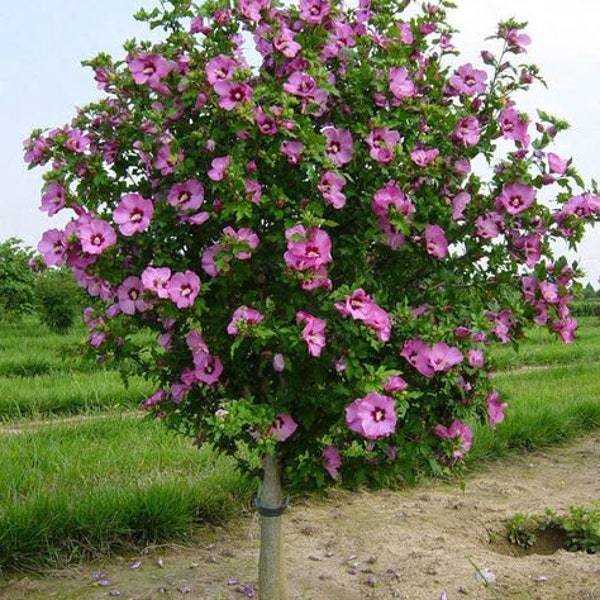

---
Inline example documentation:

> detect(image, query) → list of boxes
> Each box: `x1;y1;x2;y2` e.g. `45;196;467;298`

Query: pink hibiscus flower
283;71;317;97
400;339;433;377
194;353;224;385
214;80;253;111
552;316;578;344
201;243;223;277
284;224;332;272
410;147;439;167
424;224;449;259
383;375;409;394
499;108;530;147
299;0;330;23
427;342;464;372
346;392;397;439
365;127;400;164
274;28;301;58
334;288;392;342
499;183;536;215
296;311;327;357
547;152;568;175
128;53;172;93
271;413;298;442
487;390;508;427
40;183;65;216
449;63;487;96
113;193;154;236
468;349;484;368
451;191;471;221
389;66;416;100
117;276;150;315
208;155;231;181
227;305;264;335
155;143;184;175
322;446;342;479
433;420;473;460
205;54;238;84
77;218;117;255
141;266;172;299
323;127;354;167
37;229;68;267
222;226;260;259
280;140;305;165
452;116;480;147
167;179;205;211
317;171;346;209
168;270;201;309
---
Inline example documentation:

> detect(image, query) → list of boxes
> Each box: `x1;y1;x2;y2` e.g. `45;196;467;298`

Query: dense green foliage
26;0;599;491
34;268;86;333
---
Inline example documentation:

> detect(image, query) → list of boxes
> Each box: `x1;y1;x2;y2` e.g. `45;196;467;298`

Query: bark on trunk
258;453;288;600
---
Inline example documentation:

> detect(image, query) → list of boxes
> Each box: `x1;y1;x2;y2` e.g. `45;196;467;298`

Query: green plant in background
0;238;35;319
34;268;86;334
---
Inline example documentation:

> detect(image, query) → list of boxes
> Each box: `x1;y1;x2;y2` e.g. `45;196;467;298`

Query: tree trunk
258;453;288;600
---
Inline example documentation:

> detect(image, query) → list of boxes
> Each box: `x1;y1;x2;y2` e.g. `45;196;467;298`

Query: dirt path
2;435;599;600
0;411;142;435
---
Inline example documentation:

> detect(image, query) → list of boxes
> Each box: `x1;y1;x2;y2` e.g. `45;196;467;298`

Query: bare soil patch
2;435;599;600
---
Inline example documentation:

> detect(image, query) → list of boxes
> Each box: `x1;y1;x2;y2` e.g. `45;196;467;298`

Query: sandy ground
2;434;599;600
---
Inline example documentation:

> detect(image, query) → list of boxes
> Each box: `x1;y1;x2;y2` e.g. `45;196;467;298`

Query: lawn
0;316;598;573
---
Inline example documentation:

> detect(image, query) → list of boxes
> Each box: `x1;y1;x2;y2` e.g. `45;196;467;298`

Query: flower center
130;209;143;223
510;195;522;207
306;244;321;259
373;407;386;422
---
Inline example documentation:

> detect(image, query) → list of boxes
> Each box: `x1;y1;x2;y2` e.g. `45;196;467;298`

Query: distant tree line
0;238;87;332
582;282;600;299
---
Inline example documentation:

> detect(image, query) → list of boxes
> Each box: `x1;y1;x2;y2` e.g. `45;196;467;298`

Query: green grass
0;416;252;573
0;319;96;377
0;371;153;421
0;316;598;574
472;317;600;462
489;316;600;370
468;362;600;464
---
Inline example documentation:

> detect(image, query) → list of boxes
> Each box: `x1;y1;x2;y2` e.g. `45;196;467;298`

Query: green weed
506;503;600;554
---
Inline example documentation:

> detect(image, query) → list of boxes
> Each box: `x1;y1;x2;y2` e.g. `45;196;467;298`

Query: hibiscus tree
26;0;598;598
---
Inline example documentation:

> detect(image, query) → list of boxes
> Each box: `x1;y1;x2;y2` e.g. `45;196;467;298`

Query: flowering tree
26;0;599;597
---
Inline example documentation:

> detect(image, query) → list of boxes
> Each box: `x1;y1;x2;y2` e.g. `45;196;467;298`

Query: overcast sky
1;0;598;284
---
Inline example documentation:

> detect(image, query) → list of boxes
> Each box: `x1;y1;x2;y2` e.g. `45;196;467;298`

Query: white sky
1;0;598;284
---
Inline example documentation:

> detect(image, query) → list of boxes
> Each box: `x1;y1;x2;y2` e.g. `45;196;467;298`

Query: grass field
0;316;599;573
